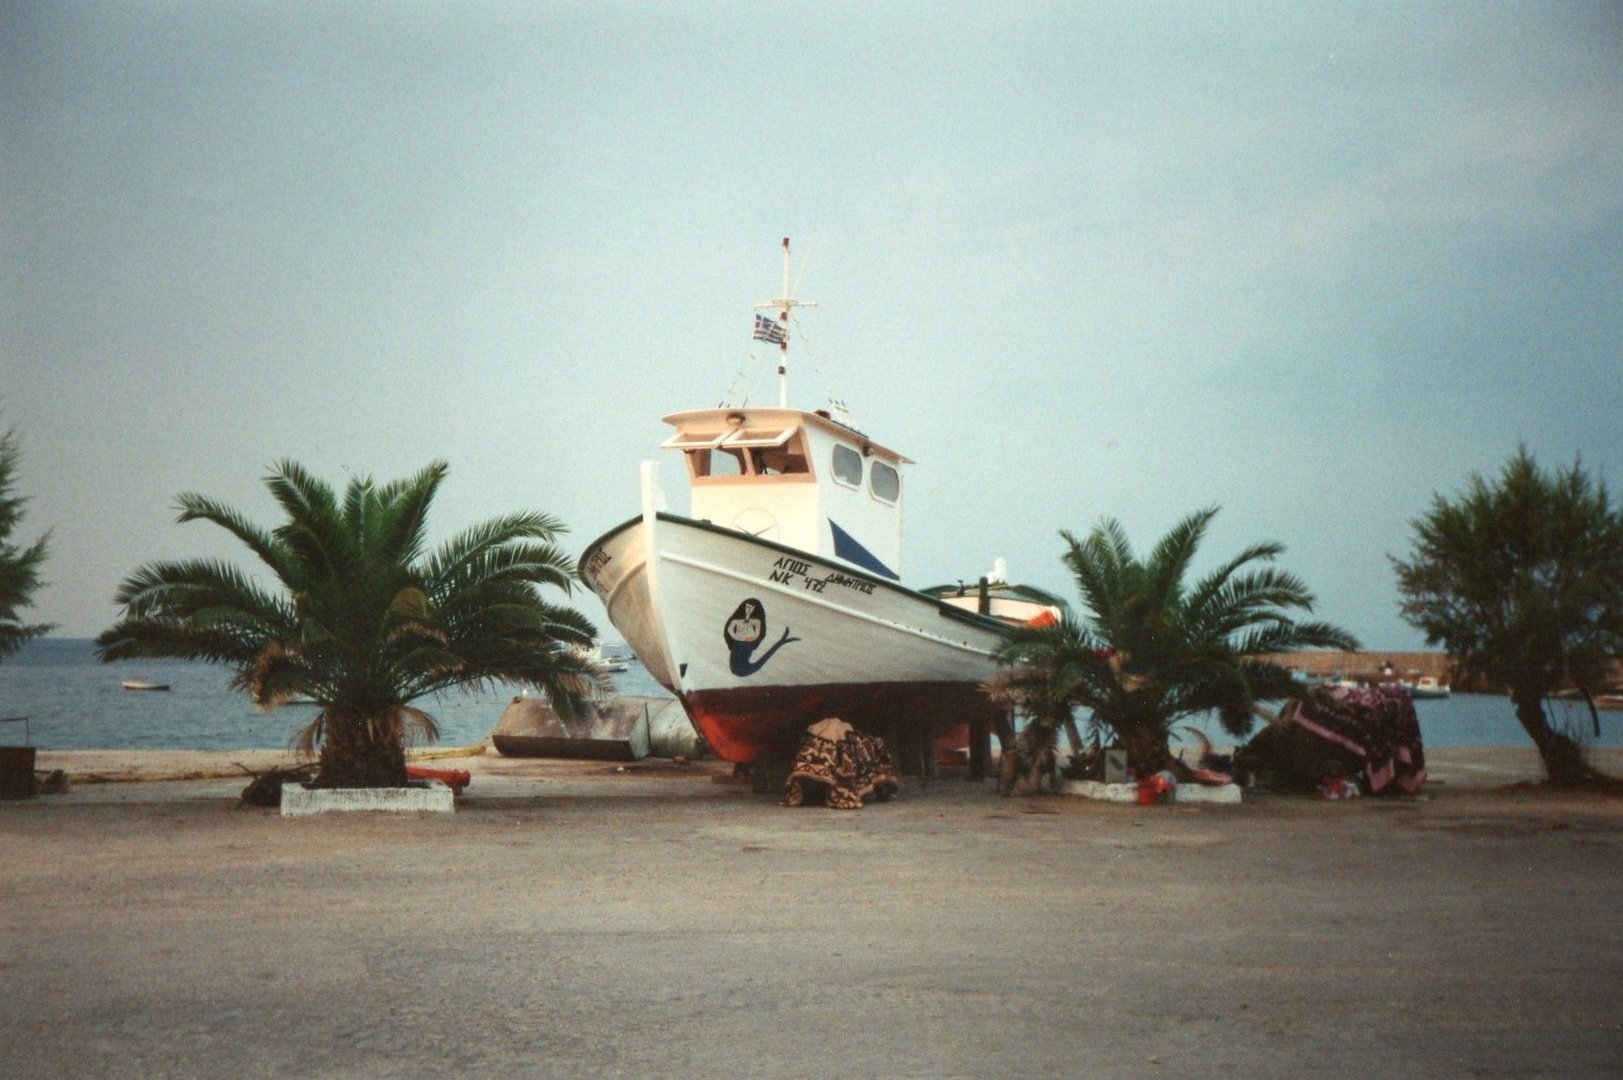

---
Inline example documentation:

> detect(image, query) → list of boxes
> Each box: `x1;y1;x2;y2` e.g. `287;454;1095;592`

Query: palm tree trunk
1117;724;1173;779
1063;714;1085;756
1099;694;1179;779
1015;719;1059;792
993;710;1023;796
313;714;409;788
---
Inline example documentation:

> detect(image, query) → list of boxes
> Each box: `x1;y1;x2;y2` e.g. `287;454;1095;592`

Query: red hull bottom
682;680;1001;764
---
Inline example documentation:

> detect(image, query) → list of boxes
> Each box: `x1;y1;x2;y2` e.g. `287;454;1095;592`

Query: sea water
1;638;1618;752
0;639;671;751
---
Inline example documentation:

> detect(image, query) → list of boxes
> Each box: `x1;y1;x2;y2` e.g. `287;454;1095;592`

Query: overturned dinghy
492;695;696;761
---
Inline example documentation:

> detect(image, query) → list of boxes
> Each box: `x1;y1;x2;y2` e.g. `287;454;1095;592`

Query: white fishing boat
579;240;1010;764
120;677;170;692
924;560;1064;627
1401;675;1451;699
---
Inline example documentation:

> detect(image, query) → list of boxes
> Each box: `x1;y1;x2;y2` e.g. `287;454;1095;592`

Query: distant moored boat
1401;676;1451;699
120;678;170;692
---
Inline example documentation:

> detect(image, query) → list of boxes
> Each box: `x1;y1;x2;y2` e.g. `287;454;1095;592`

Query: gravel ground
1;750;1619;1079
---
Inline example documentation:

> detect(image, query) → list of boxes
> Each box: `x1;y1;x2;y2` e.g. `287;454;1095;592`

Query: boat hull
581;508;1009;763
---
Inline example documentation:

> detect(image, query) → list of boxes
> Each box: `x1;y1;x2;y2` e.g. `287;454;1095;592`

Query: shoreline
30;742;495;785
24;743;1572;790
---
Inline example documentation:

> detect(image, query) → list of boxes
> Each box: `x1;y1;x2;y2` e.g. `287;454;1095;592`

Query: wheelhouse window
688;447;746;477
870;460;900;503
831;444;863;487
749;443;809;476
666;424;811;481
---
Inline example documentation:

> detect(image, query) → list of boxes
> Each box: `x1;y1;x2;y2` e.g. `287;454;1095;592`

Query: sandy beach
3;747;1620;1078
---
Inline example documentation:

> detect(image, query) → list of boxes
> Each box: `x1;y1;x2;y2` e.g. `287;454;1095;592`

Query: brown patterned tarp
1283;685;1428;794
783;718;899;809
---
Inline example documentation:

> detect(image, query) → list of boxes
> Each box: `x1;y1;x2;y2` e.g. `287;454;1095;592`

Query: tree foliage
97;460;607;787
0;426;53;659
1393;446;1623;784
994;507;1356;780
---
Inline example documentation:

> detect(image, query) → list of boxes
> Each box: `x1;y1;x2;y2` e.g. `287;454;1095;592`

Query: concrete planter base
1171;782;1243;804
1059;779;1243;805
280;782;454;817
1059;780;1140;803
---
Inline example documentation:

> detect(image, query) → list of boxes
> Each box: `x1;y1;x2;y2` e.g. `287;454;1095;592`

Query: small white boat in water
1401;676;1451;699
572;645;630;673
580;240;1010;763
120;678;170;692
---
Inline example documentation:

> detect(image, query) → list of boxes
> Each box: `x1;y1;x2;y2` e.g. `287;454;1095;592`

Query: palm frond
1183;540;1284;616
1143;506;1217;609
426;513;573;588
1062;525;1126;626
370;460;448;569
174;493;287;572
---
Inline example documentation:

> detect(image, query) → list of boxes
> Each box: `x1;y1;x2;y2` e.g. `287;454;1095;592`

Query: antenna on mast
754;236;817;409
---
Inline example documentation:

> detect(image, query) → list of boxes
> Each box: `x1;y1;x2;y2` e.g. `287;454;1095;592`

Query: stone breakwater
1270;651;1623;693
1268;650;1454;680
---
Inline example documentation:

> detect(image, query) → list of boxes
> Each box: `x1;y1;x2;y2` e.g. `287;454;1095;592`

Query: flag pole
755;236;816;410
777;237;791;408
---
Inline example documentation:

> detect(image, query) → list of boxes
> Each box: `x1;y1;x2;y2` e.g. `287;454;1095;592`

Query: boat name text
768;556;875;596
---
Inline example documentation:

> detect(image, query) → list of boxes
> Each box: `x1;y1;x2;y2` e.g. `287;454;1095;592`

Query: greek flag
752;313;787;346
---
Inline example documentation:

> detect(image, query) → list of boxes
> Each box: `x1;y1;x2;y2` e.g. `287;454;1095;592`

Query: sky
3;1;1621;649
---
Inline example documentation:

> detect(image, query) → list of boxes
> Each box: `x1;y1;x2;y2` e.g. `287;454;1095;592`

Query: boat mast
755;237;816;409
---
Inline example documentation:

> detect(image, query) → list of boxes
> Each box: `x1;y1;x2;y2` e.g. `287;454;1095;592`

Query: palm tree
980;657;1086;795
994;508;1358;778
1393;446;1623;786
97;460;607;788
0;426;53;659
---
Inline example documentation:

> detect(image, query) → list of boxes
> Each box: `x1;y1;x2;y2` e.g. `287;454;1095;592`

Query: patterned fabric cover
783;718;899;809
1285;685;1428;794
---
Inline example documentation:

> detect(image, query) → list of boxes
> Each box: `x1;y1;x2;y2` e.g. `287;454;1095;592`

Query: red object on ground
405;765;471;795
1136;772;1175;805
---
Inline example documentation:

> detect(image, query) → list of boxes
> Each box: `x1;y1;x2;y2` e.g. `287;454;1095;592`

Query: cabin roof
661;407;913;465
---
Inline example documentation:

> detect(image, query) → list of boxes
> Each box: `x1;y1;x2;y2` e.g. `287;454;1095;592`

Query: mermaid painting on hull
723;598;799;677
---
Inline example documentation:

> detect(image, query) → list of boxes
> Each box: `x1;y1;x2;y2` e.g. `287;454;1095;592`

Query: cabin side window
831;444;863;488
870;461;900;504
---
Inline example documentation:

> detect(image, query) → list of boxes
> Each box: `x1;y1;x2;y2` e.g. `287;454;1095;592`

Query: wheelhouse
660;407;912;580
